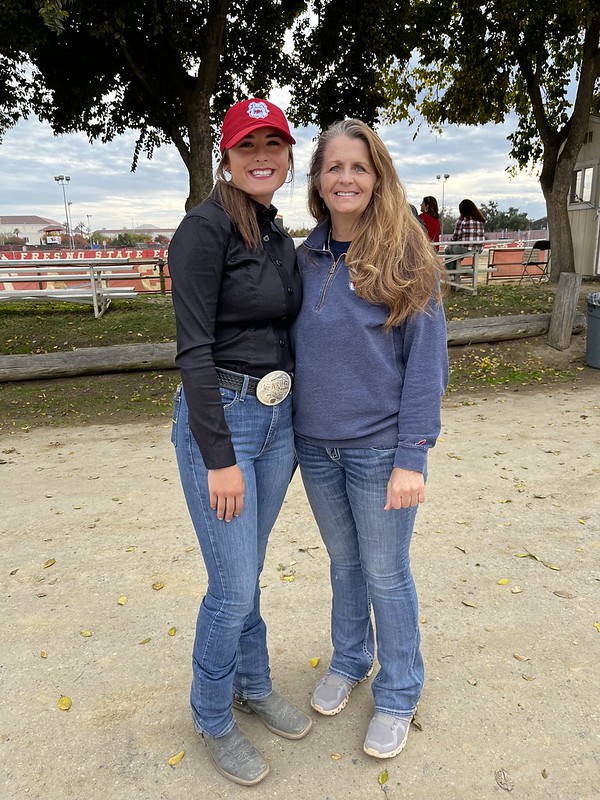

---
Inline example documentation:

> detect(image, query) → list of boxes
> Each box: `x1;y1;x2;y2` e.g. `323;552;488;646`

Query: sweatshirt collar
304;219;331;251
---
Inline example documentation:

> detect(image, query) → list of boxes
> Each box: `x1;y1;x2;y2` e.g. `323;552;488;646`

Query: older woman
292;119;448;759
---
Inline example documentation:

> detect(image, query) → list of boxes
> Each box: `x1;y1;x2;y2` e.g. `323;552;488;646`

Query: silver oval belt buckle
256;370;292;406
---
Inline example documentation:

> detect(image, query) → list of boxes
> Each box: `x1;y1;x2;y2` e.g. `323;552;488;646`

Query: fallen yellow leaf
43;558;56;569
461;600;478;608
167;750;185;766
513;654;530;662
577;519;586;525
281;574;295;582
79;630;93;638
57;695;72;711
168;627;176;636
331;753;342;760
497;578;510;585
378;769;389;785
117;596;128;606
543;562;561;571
152;582;164;591
522;674;536;681
310;657;320;668
139;638;151;645
40;650;48;659
594;622;600;633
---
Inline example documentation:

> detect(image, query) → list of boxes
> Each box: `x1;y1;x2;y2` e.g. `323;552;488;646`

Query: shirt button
287;287;294;294
263;235;270;242
276;259;282;266
279;339;286;347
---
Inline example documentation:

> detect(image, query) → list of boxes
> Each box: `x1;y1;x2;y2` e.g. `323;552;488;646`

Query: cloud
0;109;547;233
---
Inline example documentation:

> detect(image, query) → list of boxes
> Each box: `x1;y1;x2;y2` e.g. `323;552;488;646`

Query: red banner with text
0;249;170;294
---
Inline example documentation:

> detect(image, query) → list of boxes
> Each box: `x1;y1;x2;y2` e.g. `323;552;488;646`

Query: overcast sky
0;92;547;234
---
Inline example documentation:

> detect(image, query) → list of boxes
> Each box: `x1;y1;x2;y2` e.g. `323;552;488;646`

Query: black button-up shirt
169;195;302;469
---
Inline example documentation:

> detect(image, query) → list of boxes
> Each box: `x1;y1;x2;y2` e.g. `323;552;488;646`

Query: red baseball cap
219;98;296;153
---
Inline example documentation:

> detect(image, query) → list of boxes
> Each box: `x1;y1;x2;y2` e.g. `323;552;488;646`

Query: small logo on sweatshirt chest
349;281;356;292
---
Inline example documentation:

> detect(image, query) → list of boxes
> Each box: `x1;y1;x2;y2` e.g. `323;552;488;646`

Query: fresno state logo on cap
247;101;269;120
219;97;296;153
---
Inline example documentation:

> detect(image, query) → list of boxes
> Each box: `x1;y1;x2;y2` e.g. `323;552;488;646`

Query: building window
570;165;595;204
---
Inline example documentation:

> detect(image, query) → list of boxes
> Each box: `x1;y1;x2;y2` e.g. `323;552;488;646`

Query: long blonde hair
213;146;294;250
307;119;445;328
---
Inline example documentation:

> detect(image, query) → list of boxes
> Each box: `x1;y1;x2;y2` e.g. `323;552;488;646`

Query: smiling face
317;135;377;234
226;127;290;207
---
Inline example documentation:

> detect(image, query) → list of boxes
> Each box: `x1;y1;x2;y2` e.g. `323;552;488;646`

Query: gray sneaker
202;724;269;786
363;712;412;759
233;690;312;739
311;672;356;716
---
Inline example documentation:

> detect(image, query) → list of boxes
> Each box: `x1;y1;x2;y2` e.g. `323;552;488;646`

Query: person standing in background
419;196;441;242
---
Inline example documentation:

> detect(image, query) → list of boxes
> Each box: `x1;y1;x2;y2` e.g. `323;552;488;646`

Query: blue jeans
172;384;295;737
295;438;424;717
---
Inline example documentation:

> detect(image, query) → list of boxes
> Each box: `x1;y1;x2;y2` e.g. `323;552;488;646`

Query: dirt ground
1;366;599;800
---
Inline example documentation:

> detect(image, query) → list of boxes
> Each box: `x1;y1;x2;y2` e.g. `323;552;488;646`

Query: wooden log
446;312;584;346
0;314;586;382
548;273;583;350
0;342;177;382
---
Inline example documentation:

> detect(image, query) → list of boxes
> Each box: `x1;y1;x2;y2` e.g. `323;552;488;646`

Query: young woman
445;198;486;255
419;195;441;242
168;98;310;786
292;119;448;760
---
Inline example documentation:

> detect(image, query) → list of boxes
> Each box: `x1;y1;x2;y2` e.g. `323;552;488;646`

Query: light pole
86;214;93;245
436;173;450;237
67;202;75;248
54;175;74;249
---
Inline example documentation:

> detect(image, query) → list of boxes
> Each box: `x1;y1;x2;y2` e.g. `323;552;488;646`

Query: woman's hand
208;465;245;522
384;468;425;510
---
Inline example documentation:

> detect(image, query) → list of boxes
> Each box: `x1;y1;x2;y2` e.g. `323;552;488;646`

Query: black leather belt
216;367;260;395
215;367;293;405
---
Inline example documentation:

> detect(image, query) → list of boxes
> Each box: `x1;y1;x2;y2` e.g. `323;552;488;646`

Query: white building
96;224;176;242
569;115;600;276
0;215;64;246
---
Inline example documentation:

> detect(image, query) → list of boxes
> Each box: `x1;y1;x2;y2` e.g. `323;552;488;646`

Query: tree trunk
544;179;575;283
547;273;583;350
185;100;215;210
183;0;230;211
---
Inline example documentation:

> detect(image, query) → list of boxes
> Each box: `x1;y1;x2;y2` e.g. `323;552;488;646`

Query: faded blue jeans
295;438;424;717
172;384;295;737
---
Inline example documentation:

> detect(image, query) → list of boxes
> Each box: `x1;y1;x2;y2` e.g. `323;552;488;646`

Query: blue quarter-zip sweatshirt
291;222;449;473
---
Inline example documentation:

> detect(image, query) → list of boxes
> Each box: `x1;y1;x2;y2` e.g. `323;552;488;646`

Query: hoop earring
284;169;293;185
